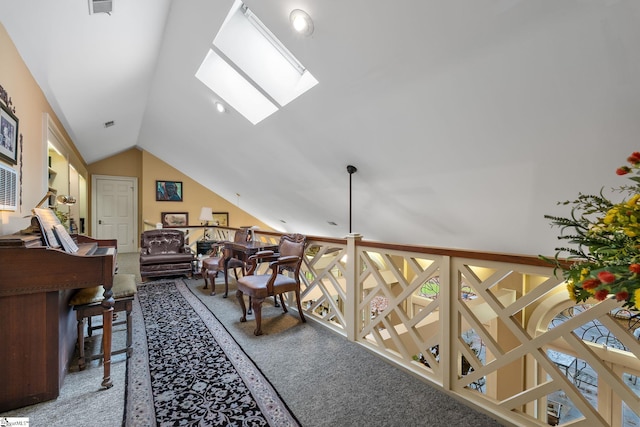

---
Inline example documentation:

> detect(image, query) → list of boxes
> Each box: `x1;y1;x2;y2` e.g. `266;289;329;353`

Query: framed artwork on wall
0;101;19;165
156;180;183;201
161;212;189;227
212;212;229;227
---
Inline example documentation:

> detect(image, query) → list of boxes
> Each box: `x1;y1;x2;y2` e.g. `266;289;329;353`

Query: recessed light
215;101;226;113
290;9;314;36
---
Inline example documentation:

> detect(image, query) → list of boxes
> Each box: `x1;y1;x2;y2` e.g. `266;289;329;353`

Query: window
195;0;318;124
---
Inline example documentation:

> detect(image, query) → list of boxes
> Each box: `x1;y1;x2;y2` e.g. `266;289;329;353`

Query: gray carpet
183;275;506;427
1;253;506;426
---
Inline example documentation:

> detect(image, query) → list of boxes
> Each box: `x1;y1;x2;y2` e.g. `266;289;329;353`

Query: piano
0;217;117;412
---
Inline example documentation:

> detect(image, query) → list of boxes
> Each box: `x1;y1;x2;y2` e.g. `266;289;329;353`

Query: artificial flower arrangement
543;151;640;311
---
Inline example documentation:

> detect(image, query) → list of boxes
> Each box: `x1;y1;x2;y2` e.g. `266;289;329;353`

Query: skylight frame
195;0;318;124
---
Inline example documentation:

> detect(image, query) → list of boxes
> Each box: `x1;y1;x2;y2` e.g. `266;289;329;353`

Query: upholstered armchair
235;233;306;336
139;229;194;281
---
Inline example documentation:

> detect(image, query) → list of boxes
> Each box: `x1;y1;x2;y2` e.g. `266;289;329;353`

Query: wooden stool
69;273;137;370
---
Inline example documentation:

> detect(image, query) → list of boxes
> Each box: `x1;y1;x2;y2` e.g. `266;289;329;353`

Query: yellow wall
0;23;84;236
87;148;271;235
87;147;143;235
140;151;271;231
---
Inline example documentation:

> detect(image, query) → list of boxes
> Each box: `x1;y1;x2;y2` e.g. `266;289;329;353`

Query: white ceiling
1;0;638;256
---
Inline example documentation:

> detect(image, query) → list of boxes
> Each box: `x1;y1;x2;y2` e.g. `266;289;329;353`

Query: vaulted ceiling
1;0;638;256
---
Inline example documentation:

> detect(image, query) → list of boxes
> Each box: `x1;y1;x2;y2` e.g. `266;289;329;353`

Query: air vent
104;120;115;128
89;0;113;15
0;163;17;211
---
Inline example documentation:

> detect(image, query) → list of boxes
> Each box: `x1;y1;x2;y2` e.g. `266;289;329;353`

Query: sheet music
53;224;79;253
32;207;62;248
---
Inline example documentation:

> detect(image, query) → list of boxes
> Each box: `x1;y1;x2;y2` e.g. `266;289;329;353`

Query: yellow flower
626;194;640;206
566;282;577;301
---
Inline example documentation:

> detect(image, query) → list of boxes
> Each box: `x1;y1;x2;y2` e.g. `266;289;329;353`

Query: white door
92;175;138;253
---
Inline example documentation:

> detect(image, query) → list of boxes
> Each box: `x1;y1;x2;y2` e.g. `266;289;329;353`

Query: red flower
628;152;640;164
630;264;640;274
616;166;631;176
582;278;601;290
615;290;629;302
595;289;609;301
597;271;616;284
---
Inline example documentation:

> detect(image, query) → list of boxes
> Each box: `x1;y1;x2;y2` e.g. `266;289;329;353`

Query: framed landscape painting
212;212;228;227
162;212;189;227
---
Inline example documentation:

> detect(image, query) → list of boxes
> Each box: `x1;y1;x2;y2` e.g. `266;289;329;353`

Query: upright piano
0;222;117;412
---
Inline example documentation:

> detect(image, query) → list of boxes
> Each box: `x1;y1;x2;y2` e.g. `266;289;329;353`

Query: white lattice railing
283;233;640;427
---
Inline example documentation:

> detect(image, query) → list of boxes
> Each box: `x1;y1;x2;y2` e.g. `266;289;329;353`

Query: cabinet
46;119;88;234
197;240;220;257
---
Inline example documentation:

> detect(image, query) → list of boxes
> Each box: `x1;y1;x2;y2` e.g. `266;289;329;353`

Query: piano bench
69;273;137;371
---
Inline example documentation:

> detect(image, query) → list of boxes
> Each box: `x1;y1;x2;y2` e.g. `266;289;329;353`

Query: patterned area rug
125;280;299;426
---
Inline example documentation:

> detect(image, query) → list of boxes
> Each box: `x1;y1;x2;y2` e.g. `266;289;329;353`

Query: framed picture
212;212;229;227
0;102;19;165
156;180;183;201
161;212;189;227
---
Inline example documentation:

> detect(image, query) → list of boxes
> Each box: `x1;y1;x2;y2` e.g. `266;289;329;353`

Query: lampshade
199;207;213;222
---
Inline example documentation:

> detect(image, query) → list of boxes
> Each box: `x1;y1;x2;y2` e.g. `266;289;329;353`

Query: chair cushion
202;256;223;269
140;253;194;265
237;274;297;299
70;273;137;306
203;256;244;270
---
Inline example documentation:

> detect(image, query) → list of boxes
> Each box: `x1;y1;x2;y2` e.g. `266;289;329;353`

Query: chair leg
280;294;288;313
77;315;86;371
202;266;209;289
237;290;247;322
210;271;220;296
252;297;265;336
223;268;232;298
248;295;277;314
295;289;307;323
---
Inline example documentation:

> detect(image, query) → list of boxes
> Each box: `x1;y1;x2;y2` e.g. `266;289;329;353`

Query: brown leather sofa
139;229;194;281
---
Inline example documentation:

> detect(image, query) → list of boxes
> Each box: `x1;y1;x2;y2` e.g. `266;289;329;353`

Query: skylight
195;0;318;124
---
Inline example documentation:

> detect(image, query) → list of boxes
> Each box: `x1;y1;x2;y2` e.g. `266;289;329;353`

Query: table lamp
199;207;213;241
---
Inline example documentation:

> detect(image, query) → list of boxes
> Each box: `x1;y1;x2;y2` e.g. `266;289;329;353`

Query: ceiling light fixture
289;9;314;36
215;102;226;113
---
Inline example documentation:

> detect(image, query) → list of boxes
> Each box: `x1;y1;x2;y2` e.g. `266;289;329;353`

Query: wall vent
0;163;17;211
89;0;113;15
